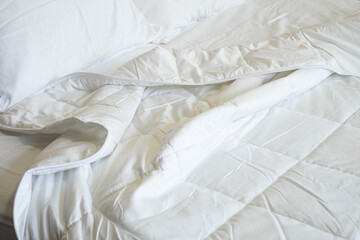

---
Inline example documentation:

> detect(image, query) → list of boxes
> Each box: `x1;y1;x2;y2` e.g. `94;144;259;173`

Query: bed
1;0;360;239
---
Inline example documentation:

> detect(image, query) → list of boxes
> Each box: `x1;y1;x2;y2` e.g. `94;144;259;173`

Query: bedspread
1;0;360;239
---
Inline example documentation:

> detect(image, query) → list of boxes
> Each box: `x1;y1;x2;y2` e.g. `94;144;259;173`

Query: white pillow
0;0;157;112
133;0;246;34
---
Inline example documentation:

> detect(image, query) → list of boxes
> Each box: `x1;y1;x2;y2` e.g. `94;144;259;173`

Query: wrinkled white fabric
132;0;246;41
0;0;360;239
0;0;157;112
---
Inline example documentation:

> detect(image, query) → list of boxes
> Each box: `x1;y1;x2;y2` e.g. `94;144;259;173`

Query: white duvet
1;0;360;239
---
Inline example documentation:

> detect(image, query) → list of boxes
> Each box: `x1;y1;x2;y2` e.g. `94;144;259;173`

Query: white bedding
0;0;158;112
1;0;360;239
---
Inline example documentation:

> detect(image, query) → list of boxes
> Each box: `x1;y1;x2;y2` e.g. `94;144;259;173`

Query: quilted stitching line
245;204;349;240
45;91;81;109
92;206;142;240
274;105;356;125
275;83;360;125
230;137;360;183
302;161;360;180
184;179;248;206
60;206;142;240
343;106;360;128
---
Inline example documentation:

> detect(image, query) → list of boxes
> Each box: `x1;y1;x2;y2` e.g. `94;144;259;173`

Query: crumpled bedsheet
0;0;360;239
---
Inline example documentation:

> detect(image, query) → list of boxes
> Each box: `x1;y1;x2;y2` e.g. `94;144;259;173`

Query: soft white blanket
1;0;360;239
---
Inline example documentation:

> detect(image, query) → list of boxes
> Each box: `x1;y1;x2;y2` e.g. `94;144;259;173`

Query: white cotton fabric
0;0;360;239
132;0;246;41
0;0;157;113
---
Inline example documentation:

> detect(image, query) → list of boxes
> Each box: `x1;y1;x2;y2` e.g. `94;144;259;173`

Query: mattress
1;0;360;239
